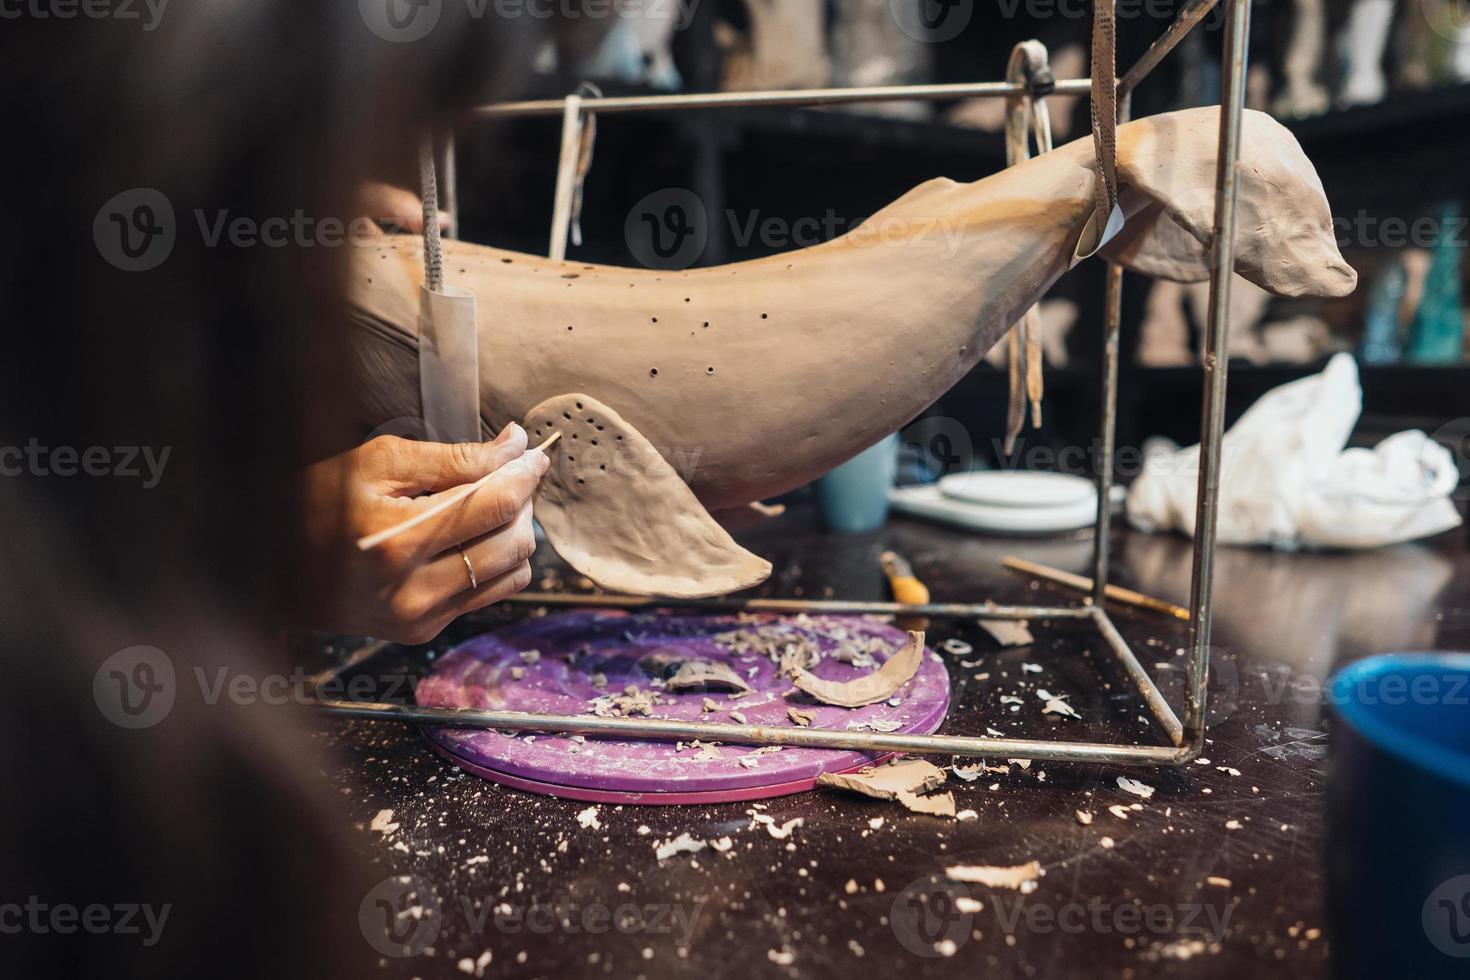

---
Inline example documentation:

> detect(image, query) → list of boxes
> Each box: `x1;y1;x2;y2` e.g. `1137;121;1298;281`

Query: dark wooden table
307;509;1469;979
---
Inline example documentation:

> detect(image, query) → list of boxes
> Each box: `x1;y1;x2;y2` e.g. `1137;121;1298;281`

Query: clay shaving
664;659;753;695
896;789;957;817
944;860;1042;891
818;758;946;798
979;620;1034;647
788;630;924;707
817;758;955;816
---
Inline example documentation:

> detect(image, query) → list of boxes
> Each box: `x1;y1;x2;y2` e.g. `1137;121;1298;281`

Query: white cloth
1127;353;1462;549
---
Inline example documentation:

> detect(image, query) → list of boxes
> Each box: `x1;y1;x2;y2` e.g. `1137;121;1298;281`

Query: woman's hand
302;423;548;642
357;180;451;234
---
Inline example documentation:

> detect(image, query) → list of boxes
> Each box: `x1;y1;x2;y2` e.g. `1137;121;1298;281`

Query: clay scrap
819;758;947;797
979;620;1034;647
817;758;956;817
1117;776;1156;799
664;659;753;695
944;860;1043;892
787;707;816;727
788;630;924;707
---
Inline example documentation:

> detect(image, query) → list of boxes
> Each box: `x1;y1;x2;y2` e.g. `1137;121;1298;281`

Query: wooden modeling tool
356;430;561;551
1001;556;1189;621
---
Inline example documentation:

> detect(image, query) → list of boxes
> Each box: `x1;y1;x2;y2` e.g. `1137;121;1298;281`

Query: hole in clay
562;412;571;420
568;455;575;462
651;316;658;323
586;417;594;423
616;435;623;441
599;464;606;471
577;478;585;484
590;438;598;446
501;258;512;263
649;368;658;377
575;402;583;410
684;297;691;302
760;313;768;319
596;425;604;431
566;325;574;331
702;321;710;328
571;434;578;440
561;273;579;279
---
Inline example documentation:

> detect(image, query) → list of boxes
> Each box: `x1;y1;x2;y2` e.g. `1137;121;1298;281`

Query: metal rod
548;93;584;261
1184;0;1251;752
1119;0;1222;97
442;132;458;241
504;592;1092;620
1090;81;1130;607
1092;608;1185;746
311;699;1184;765
1092;263;1124;605
470;79;1094;119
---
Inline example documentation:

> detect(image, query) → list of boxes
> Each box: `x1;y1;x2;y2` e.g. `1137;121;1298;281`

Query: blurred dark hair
0;5;588;976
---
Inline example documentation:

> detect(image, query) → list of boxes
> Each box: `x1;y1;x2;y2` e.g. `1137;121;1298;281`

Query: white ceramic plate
938;470;1096;509
889;484;1098;535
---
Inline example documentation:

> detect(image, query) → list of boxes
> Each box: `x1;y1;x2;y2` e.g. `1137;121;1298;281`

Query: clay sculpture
347;107;1356;598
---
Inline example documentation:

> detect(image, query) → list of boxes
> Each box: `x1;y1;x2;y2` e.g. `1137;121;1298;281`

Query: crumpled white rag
1127;353;1462;549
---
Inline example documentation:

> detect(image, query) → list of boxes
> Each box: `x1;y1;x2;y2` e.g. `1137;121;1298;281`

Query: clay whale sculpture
346;107;1356;597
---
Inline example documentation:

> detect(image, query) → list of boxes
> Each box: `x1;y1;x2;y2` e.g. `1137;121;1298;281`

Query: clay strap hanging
1074;0;1125;263
1001;40;1055;455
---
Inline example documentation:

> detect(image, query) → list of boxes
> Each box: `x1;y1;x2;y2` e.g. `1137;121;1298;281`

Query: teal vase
1405;202;1466;365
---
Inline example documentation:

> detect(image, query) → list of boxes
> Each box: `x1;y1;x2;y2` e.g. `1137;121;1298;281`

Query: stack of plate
889;470;1098;534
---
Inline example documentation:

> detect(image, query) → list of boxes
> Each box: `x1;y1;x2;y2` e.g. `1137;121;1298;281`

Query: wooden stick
1001;556;1190;622
356;431;561;551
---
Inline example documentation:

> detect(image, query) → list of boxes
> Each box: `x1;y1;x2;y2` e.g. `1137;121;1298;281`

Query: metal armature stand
317;0;1245;768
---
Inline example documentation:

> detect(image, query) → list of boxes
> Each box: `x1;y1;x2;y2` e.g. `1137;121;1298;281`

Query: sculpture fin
525;393;772;598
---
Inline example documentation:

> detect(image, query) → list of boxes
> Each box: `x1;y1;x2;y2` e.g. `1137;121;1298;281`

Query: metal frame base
314;594;1193;767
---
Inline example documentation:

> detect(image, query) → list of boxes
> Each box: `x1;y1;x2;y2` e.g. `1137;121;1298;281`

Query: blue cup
814;434;898;533
1326;654;1470;978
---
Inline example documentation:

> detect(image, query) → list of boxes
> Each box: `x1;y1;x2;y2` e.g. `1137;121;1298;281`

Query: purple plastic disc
417;610;950;798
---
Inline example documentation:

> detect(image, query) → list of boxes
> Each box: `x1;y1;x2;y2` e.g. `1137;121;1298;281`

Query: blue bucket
1326;654;1470;977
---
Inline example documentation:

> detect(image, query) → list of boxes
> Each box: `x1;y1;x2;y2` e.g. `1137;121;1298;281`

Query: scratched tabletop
303;508;1470;979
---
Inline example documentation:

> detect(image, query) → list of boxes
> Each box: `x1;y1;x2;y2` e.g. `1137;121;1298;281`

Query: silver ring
457;544;478;591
